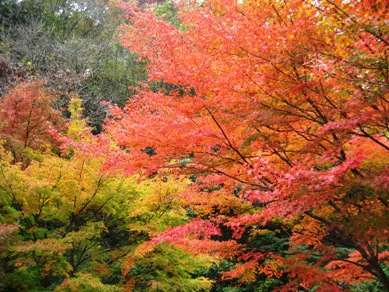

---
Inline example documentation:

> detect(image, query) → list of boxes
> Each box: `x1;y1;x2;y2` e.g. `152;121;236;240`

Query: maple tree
1;0;388;290
0;91;206;290
105;0;389;290
0;81;66;169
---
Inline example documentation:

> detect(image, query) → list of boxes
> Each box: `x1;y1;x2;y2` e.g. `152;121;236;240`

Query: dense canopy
0;0;388;291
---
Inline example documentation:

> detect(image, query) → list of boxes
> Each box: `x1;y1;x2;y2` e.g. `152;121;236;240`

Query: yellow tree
0;93;205;290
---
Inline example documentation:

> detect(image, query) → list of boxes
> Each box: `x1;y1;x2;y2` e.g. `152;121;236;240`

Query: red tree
0;81;65;168
105;0;389;289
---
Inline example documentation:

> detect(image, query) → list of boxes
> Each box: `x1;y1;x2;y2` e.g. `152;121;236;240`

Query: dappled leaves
112;0;389;289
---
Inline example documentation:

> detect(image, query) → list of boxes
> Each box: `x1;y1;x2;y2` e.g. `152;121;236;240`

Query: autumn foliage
105;0;389;290
0;0;388;290
0;81;65;168
0;83;203;290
